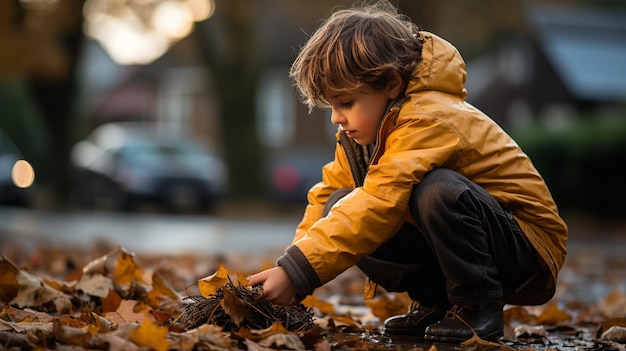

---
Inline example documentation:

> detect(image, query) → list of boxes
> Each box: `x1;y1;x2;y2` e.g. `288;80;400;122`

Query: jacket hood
406;31;468;99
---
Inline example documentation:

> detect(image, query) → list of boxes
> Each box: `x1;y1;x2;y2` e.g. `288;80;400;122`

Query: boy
248;0;567;343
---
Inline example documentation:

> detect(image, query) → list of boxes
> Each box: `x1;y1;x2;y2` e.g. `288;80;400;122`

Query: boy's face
327;80;401;145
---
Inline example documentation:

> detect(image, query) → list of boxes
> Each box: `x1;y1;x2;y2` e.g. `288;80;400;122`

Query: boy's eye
340;101;354;107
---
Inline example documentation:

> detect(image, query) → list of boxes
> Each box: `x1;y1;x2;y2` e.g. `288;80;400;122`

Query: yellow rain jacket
277;32;568;305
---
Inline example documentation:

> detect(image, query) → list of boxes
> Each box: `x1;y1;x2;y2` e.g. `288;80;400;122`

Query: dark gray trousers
324;168;539;308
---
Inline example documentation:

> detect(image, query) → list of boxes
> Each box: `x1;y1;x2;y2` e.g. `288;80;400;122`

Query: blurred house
465;3;626;130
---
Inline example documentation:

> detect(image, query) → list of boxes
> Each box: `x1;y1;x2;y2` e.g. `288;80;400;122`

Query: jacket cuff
277;245;322;298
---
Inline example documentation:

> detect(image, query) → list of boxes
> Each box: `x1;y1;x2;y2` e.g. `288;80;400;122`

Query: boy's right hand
247;266;298;306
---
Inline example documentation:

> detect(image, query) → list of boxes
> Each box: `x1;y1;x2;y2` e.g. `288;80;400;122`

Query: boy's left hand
248;266;298;306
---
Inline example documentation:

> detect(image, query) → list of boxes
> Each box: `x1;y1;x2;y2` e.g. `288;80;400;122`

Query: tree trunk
194;0;264;200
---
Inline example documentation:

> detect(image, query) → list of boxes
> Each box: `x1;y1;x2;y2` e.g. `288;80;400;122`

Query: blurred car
0;130;36;206
263;147;334;204
71;123;228;213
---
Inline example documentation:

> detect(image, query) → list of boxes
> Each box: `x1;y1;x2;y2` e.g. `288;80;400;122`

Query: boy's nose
330;108;344;125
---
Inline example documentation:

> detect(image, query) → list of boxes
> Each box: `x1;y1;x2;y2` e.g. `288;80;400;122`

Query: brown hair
290;0;423;111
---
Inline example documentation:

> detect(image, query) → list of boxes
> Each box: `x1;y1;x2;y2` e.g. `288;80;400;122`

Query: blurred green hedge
510;116;626;218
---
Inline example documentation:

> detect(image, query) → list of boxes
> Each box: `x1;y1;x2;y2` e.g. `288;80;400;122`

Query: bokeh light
83;0;215;65
12;160;35;188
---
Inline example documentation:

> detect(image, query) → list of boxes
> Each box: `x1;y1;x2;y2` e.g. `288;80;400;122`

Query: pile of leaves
1;243;626;351
172;279;315;333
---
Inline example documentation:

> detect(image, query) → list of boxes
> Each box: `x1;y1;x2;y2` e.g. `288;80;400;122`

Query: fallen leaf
222;286;251;327
9;269;72;313
76;273;114;298
535;303;571;325
6;307;54;323
104;300;155;325
170;324;235;351
237;322;289;341
504;306;537;325
364;292;411;322
601;325;626;343
91;333;141;351
113;249;145;286
0;254;21;303
0;318;53;333
513;324;547;340
258;332;306;350
52;319;97;347
90;311;117;332
101;289;123;313
146;272;180;309
128;320;169;351
198;265;230;298
302;295;335;315
597;290;626;319
461;333;512;350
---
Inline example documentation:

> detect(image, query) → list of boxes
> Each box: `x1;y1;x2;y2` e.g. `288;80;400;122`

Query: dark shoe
384;301;450;336
424;302;504;343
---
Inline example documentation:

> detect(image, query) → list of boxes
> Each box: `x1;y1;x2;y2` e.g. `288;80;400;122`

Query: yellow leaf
113;250;144;286
536;304;572;325
302;295;335;315
198;265;229;298
461;333;510;350
147;272;180;309
365;292;411;323
128;320;169;351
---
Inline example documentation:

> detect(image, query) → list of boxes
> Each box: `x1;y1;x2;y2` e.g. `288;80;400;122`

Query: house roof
525;4;626;103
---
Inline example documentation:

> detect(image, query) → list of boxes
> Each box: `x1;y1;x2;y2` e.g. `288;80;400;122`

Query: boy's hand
248;266;298;306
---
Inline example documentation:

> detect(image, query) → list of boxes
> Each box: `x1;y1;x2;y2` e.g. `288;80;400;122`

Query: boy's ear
387;71;404;100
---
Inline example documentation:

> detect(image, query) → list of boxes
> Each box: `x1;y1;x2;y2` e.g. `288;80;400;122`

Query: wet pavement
0;206;299;255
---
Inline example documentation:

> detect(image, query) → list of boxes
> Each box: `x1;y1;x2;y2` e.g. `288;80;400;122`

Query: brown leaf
6;306;54;323
147;272;181;309
9;269;72;313
0;253;20;303
236;322;289;341
170;324;235;350
52;319;97;347
364;292;411;323
104;300;155;326
76;273;114;298
601;325;626;343
90;311;117;332
258;332;306;350
222;286;251;327
461;333;512;350
599;317;626;335
101;289;123;313
128;320;169;351
597;289;626;319
504;306;537;325
198;265;230;298
91;333;141;351
535;304;572;325
513;324;548;340
302;295;335;315
0;319;53;333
